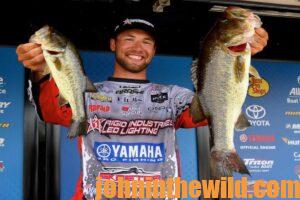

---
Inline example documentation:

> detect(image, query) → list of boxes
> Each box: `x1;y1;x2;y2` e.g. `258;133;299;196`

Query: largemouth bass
30;26;97;138
191;7;262;178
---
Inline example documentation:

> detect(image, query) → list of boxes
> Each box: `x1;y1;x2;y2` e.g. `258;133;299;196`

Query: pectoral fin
234;55;246;83
53;57;62;70
235;112;251;131
85;76;97;92
58;93;69;106
189;94;206;123
249;65;261;78
42;64;51;76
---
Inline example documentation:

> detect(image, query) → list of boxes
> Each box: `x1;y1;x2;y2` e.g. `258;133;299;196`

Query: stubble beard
116;56;148;73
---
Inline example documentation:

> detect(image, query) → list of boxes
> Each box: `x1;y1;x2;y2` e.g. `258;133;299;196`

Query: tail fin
210;150;250;179
67;120;87;139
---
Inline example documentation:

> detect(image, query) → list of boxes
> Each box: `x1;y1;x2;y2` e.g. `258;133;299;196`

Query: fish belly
199;46;250;151
45;45;86;121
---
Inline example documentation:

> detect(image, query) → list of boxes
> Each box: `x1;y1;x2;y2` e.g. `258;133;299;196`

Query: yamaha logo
246;105;266;120
96;144;111;158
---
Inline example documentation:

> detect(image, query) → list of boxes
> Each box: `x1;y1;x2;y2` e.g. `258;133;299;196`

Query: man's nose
132;41;143;50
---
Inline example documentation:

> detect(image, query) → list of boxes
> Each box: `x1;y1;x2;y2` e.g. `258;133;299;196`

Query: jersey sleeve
169;85;208;129
28;75;72;127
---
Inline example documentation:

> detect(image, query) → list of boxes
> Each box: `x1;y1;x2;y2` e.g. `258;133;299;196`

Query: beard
115;54;149;73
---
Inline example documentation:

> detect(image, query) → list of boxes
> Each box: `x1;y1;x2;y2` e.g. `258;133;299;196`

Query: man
16;18;268;199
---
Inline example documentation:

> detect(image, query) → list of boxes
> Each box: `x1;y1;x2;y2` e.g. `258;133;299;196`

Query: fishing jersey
28;76;208;200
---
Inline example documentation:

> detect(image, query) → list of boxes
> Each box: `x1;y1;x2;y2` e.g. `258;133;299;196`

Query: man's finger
255;28;269;41
23;54;46;69
16;43;41;54
30;64;47;72
253;34;267;48
18;47;43;62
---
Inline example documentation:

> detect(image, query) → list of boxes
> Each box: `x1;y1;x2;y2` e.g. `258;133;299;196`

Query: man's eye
143;41;153;45
125;38;134;41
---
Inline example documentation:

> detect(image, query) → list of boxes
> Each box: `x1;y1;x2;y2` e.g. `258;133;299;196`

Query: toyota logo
246;105;266;120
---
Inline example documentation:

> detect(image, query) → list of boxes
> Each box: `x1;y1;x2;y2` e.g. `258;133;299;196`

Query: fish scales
200;45;251;150
30;26;97;138
191;7;262;179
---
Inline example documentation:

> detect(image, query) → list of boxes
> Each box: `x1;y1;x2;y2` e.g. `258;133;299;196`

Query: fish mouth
227;43;247;52
45;50;61;55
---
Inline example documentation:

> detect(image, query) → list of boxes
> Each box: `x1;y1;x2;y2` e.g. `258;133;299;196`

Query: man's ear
110;38;116;51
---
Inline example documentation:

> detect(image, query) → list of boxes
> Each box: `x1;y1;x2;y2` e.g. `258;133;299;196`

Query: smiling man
16;18;268;200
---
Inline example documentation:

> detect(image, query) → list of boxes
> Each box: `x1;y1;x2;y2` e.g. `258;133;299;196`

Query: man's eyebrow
124;34;135;37
143;37;155;42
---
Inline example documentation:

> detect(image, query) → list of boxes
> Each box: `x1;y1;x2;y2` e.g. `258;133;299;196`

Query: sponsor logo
0;102;11;108
121;106;141;116
295;166;300;180
244;158;274;173
239;134;275;143
147;106;172;113
117;96;143;104
239;134;248;142
0;102;11;114
151;93;168;103
0;138;5;147
99;167;161;181
289;88;300;96
91;93;112;102
0;122;10;128
0;78;6;95
245;105;270;127
246;105;266;119
0;161;4;172
294;152;300;162
298;76;300;85
287;85;300;103
94;142;165;163
285;123;300;134
87;115;173;135
282;137;300;145
0;89;6;94
248;77;269;97
285;111;300;116
88;105;110;112
116;88;144;95
119;85;141;89
0;77;3;85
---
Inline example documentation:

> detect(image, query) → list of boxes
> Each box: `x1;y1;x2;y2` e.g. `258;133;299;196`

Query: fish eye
46;50;60;55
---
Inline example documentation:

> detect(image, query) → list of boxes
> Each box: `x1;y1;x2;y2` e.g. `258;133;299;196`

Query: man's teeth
128;55;142;60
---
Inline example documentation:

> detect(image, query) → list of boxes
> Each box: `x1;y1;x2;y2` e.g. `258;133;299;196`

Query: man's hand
250;28;269;55
16;43;48;82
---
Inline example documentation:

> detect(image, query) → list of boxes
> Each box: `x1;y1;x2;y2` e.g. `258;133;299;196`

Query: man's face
110;29;156;73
